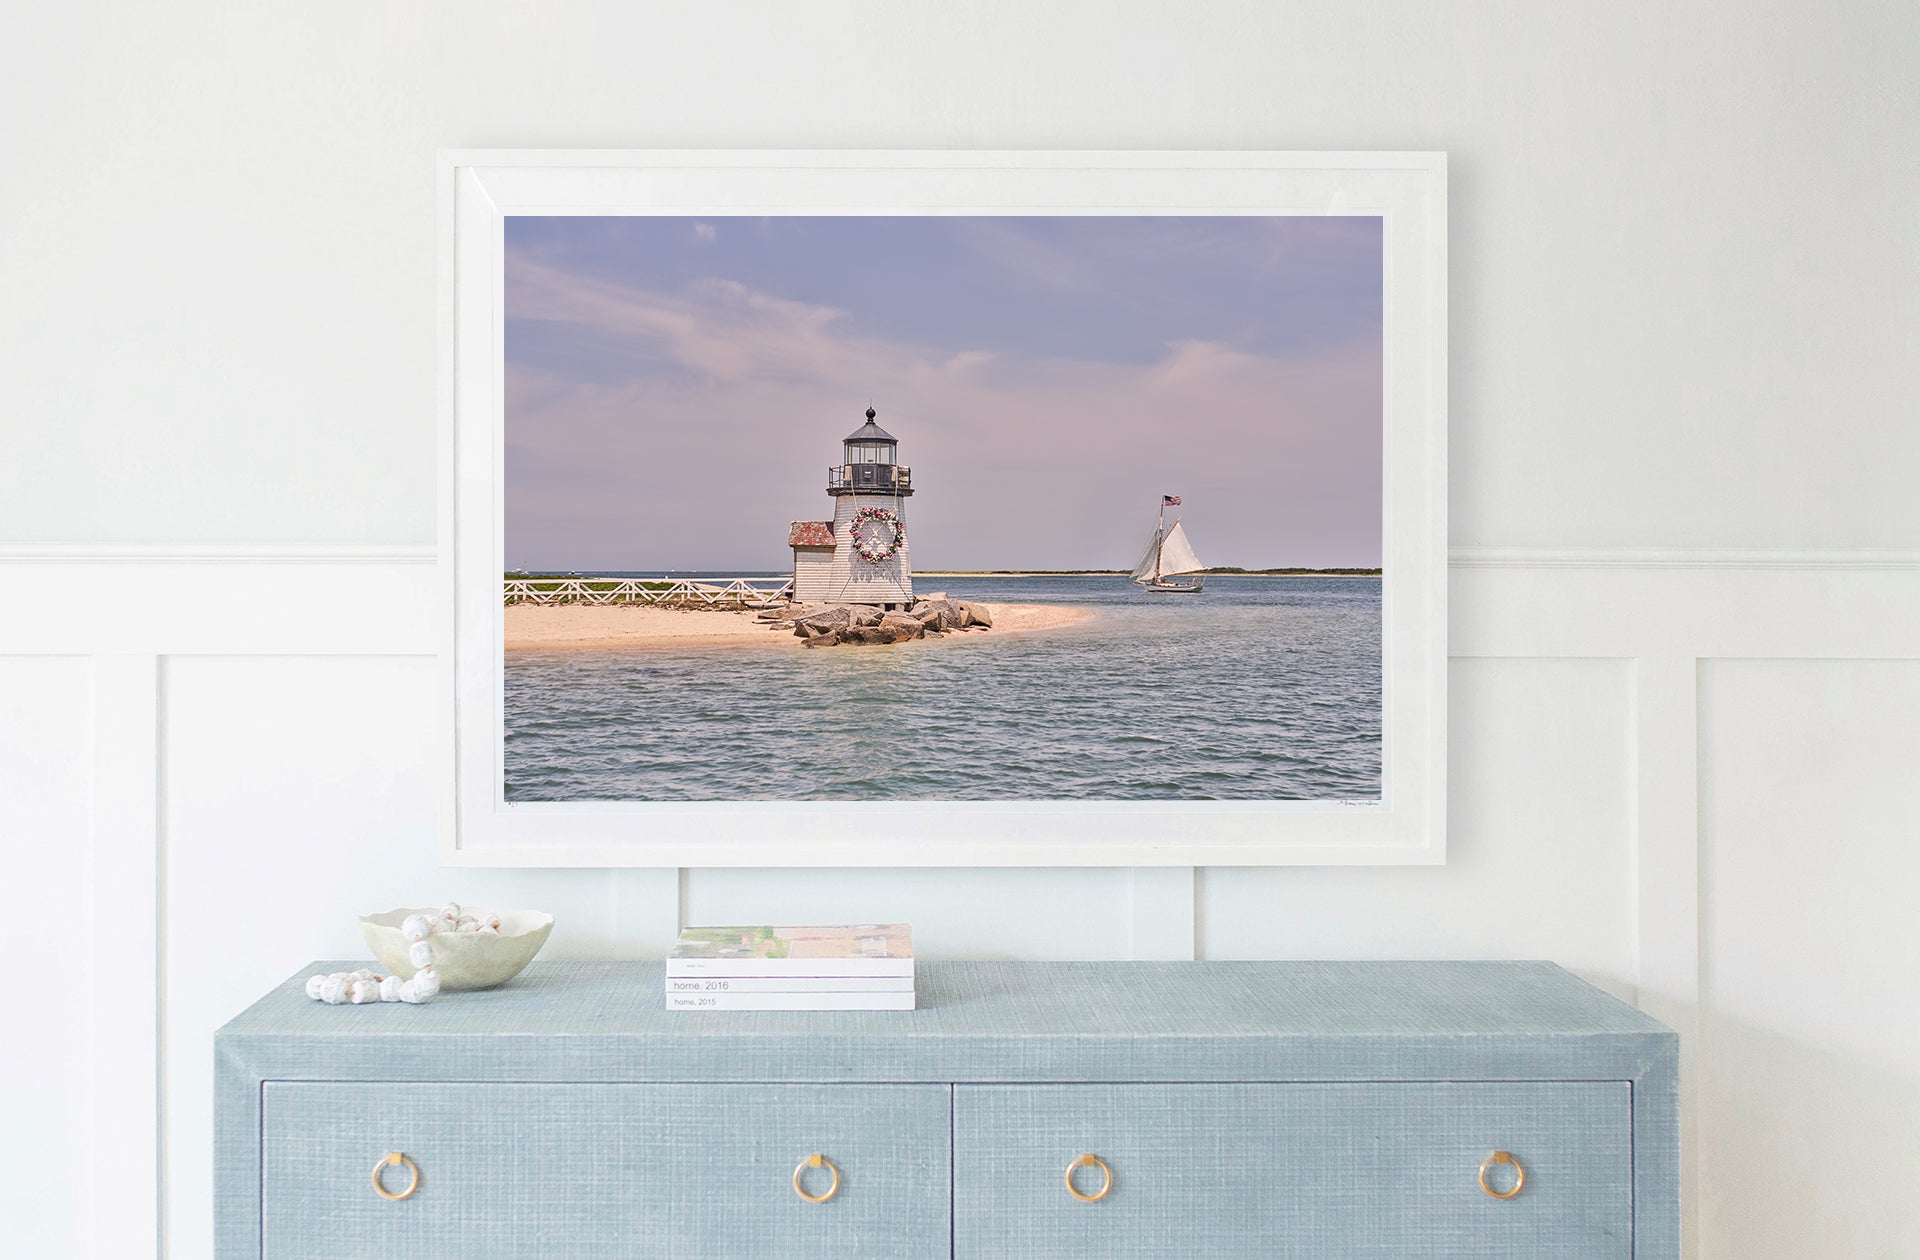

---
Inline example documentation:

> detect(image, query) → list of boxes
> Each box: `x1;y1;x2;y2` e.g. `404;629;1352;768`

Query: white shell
378;975;404;1002
398;968;440;1003
407;940;434;968
305;975;327;1000
401;914;434;942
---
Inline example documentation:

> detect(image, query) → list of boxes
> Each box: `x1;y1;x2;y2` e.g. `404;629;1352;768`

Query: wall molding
0;559;442;657
0;543;438;565
1629;655;1704;1260
89;655;161;1259
1450;546;1920;570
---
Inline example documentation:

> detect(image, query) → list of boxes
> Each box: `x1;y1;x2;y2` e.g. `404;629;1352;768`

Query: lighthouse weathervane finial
866;405;876;421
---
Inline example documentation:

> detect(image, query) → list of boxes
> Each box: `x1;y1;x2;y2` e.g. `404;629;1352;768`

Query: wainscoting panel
1697;659;1920;1257
3;549;1916;1259
0;656;96;1258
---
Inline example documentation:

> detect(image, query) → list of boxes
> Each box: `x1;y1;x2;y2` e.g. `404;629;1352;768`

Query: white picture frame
442;149;1446;867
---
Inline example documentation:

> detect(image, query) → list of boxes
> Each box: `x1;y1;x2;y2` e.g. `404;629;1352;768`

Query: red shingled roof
788;521;836;548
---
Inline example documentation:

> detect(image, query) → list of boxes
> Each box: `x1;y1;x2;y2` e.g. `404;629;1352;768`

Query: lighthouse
788;407;915;608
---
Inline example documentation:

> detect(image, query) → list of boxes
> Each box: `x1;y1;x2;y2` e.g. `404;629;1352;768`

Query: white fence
503;576;793;607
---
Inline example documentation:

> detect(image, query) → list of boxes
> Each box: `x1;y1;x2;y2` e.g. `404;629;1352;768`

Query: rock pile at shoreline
755;593;996;648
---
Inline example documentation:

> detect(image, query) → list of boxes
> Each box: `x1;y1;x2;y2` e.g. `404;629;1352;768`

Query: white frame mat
442;149;1447;867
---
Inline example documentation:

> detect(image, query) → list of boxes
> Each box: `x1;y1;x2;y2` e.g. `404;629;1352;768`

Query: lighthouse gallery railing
827;464;911;493
504;577;793;607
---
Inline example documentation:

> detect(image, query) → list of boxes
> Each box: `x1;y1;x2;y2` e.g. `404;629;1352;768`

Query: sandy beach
504;602;1093;651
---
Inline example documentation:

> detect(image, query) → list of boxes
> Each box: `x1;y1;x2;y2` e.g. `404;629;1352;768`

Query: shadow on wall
1699;1012;1920;1258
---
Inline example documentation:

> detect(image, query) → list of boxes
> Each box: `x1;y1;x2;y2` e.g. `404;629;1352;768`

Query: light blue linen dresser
215;960;1678;1258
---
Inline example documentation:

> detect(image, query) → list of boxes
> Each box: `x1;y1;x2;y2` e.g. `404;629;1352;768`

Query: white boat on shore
1130;498;1207;593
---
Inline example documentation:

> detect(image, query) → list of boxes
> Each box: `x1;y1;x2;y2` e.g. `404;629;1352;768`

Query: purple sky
505;216;1381;571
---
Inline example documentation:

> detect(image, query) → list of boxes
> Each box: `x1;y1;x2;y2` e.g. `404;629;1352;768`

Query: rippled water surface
504;576;1381;801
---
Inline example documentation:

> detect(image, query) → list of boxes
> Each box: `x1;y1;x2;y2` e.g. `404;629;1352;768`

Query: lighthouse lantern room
789;407;915;607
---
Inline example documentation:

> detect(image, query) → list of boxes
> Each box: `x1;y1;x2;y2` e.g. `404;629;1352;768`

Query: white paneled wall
5;552;1917;1258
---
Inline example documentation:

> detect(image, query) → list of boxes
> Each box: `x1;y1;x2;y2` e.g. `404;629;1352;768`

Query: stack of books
664;924;914;1011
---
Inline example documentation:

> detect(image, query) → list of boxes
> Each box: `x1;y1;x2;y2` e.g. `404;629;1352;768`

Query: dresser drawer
953;1082;1633;1258
261;1082;949;1259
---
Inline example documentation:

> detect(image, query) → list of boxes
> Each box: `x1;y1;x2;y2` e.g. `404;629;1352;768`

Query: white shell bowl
358;907;555;991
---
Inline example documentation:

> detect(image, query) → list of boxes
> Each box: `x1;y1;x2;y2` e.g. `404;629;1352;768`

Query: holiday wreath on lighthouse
851;506;906;562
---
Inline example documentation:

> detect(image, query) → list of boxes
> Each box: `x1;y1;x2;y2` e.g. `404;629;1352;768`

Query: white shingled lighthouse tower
788;407;915;608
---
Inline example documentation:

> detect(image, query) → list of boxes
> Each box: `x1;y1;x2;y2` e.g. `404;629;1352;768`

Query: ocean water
503;575;1381;801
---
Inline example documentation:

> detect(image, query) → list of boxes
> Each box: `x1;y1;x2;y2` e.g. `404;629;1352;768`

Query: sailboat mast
1154;498;1165;581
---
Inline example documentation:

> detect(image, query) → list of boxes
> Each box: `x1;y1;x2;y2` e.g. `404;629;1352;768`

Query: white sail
1156;520;1206;575
1129;530;1163;582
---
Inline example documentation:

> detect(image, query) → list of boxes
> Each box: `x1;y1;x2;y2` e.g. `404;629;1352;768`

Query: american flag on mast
1162;494;1182;506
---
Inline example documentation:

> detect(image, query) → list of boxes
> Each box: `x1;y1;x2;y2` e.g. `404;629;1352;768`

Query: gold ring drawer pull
1479;1150;1525;1199
793;1153;840;1203
372;1152;420;1201
1065;1153;1112;1202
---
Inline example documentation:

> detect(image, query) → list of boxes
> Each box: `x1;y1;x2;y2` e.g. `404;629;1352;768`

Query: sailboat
1130;498;1207;593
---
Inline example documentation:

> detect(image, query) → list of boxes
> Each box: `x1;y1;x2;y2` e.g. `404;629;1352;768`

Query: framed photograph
443;150;1445;866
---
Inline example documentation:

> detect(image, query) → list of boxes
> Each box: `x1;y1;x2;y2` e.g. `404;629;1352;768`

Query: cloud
505;257;1380;572
1150;339;1263;385
508;254;1000;389
691;222;717;243
509;256;867;383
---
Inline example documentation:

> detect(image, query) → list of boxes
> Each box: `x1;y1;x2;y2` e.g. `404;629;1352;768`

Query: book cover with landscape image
667;924;914;975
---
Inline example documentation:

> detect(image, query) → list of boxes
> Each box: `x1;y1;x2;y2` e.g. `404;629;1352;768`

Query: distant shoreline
507;568;1382;580
915;569;1383;578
